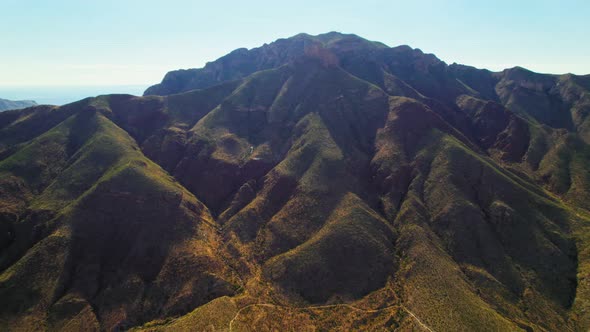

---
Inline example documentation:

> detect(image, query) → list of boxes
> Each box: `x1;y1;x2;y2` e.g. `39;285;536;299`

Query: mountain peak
144;32;433;96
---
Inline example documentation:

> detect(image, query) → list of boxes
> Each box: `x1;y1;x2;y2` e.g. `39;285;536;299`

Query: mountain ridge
145;32;590;141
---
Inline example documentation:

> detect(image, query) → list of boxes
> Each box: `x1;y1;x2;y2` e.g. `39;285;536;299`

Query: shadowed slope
370;97;578;331
0;108;236;331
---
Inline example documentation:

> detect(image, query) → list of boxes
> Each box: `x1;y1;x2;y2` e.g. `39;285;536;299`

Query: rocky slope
1;32;590;331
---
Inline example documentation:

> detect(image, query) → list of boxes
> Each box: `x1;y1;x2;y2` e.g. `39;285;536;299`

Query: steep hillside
2;32;590;331
0;101;237;331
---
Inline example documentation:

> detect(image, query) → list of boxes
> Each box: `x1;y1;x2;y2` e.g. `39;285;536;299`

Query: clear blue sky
1;0;589;86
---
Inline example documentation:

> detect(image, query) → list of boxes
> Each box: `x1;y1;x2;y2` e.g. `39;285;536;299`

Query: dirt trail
401;304;436;332
228;302;436;331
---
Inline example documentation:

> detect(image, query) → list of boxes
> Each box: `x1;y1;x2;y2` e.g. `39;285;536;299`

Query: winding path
228;302;435;332
400;304;435;332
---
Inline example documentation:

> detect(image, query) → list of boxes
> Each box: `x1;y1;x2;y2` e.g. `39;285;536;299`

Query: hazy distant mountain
2;32;590;331
0;98;37;111
0;85;148;106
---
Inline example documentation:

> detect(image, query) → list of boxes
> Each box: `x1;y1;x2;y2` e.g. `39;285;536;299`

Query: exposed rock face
1;32;590;331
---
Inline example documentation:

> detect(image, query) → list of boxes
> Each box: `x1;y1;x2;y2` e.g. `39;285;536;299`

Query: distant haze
0;85;148;106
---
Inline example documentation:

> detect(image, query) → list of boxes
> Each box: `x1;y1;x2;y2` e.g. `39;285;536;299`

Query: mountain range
0;98;37;112
1;32;590;331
